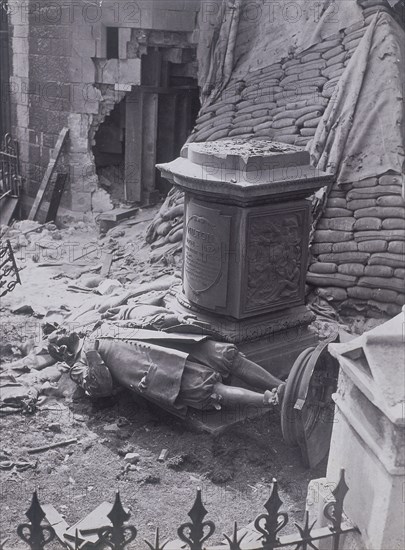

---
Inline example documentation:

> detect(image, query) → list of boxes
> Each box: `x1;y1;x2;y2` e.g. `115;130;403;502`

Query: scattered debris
117;443;135;457
124;452;140;465
158;448;169;462
140;474;161;485
47;423;62;433
27;438;78;454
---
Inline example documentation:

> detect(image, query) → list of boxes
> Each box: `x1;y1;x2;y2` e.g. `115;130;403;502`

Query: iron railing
0;239;21;297
14;469;357;550
0;133;21;198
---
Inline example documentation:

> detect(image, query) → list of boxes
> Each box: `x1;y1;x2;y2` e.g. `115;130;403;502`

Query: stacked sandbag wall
189;19;368;145
307;173;405;317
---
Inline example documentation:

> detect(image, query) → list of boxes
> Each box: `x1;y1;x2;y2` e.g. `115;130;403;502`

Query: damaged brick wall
7;0;200;219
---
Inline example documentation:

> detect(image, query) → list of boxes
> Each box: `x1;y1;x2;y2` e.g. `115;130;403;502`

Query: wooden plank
42;504;71;547
28;127;69;221
0;195;19;226
97;206;138;222
100;252;113;277
141;91;159;202
45;173;68;222
64;501;112;545
125;89;143;203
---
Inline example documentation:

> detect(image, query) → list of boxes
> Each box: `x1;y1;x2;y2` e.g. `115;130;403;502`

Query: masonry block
95;58;141;85
71;191;92;212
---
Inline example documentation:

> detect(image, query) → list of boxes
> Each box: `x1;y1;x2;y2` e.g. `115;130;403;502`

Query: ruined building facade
4;0;200;217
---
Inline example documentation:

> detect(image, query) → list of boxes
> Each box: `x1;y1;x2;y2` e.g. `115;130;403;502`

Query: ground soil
1;212;327;549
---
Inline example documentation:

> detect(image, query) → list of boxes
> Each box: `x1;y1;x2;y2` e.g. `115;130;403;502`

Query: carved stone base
168;293;317;379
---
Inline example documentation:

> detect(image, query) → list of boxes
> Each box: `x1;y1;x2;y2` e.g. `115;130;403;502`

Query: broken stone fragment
124;452;140;464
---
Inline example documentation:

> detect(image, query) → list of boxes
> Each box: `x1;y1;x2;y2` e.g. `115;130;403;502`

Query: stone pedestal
158;139;333;376
308;309;405;550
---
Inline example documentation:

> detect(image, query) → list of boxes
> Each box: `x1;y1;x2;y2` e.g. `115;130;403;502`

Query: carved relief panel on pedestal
244;206;309;314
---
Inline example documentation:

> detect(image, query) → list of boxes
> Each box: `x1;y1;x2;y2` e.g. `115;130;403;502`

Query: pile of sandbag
189;18;368;147
308;173;405;316
145;187;184;264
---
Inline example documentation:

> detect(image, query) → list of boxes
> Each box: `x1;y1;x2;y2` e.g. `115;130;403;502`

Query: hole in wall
92;96;126;206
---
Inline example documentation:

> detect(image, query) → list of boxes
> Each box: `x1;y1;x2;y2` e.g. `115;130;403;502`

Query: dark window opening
106;27;119;59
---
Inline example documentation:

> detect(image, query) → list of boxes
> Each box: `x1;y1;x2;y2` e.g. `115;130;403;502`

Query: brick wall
8;0;200;218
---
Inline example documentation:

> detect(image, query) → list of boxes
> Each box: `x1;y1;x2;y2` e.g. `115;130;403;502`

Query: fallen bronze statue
49;324;285;416
47;322;339;468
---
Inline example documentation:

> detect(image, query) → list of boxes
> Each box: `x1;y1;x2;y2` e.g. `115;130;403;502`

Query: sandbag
216;103;236;115
272;118;296;129
294;137;311;146
317;287;348;301
300;128;317;136
364;265;394;278
280;74;299;85
252;109;271;118
229;126;254;136
372;287;403;304
323;45;345;60
353;217;382;231
343;26;366;44
311;243;333;254
327;198;347;208
357;240;388;253
284;77;328;91
394;268;405;279
351;177;378;188
303;116;323;128
329;189;348;198
323;207;353;218
314;230;352;243
306;272;357;288
348;186;403;200
277;105;323;121
344;36;362;52
207;128;229;141
347;287;373;300
368;253;405;268
325;51;347;66
354;230;405;242
338;264;364;277
285;59;326;75
308;262;338;274
346;199;376;210
388;241;404;254
274;134;298;144
296;110;324;126
300;52;321;63
382;218;405;230
354;206;405;219
326;218;356;231
377;196;405;207
322;62;344;78
310;38;342;53
319;251;369;264
359;277;405;293
332;241;358;253
379;174;403;186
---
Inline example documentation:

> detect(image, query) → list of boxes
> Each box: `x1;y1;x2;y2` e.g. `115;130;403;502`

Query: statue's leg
232;352;284;390
211;382;278;409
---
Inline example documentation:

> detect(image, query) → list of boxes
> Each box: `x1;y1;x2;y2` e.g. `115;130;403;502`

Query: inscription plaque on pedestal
183;199;231;309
